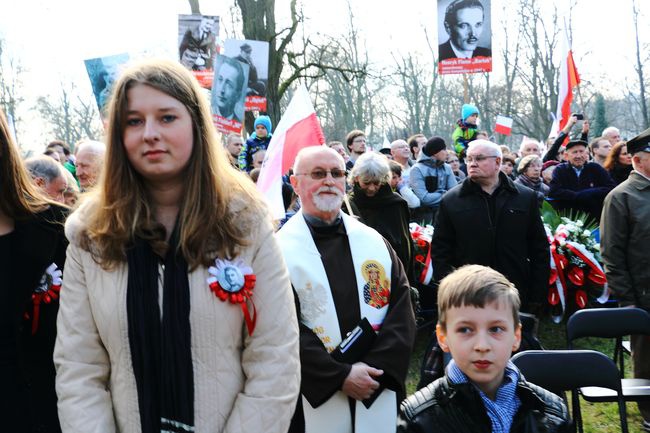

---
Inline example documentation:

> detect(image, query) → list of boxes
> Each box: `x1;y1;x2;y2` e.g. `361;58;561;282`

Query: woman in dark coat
0;108;68;433
346;152;414;279
603;141;633;185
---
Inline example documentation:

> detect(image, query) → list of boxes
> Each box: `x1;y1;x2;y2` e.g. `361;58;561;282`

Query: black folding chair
567;308;650;401
511;349;628;433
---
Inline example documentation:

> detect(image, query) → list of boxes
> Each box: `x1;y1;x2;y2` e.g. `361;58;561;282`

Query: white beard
312;187;343;212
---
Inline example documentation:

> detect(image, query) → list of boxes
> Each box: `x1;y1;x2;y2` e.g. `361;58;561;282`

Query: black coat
347;183;414;280
398;376;571;433
431;173;549;310
0;205;68;433
548;162;615;222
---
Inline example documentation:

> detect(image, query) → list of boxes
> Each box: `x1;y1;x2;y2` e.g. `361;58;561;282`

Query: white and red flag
554;30;580;135
494;115;513;136
256;85;325;219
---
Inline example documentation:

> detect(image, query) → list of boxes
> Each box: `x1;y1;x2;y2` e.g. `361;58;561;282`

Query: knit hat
423;137;447;157
461;104;480;121
518;155;542;173
254;115;273;135
542;160;560;172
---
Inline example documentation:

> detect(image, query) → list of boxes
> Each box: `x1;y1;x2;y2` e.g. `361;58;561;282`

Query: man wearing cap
409;137;457;224
431;139;549;313
548;139;615;222
600;129;650;433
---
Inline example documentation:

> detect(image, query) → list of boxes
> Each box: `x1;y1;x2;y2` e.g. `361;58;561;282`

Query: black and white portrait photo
217;266;245;293
438;0;492;61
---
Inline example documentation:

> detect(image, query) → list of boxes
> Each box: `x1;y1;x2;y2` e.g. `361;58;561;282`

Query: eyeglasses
466;155;498;164
295;168;346;180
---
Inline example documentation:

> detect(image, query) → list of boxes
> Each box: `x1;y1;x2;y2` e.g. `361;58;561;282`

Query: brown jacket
600;171;650;307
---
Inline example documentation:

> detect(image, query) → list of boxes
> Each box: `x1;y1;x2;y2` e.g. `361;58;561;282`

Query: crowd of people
2;57;650;433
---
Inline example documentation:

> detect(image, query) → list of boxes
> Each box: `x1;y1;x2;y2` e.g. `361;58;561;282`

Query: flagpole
463;74;469;103
575;83;586;118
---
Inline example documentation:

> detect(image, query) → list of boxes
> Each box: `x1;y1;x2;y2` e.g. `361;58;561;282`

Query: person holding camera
544;114;589;162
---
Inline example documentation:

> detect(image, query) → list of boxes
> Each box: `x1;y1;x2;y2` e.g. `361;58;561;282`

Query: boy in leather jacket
398;265;571;432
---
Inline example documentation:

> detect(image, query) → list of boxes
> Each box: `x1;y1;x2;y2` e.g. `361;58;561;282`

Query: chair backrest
511;350;623;396
567;308;650;345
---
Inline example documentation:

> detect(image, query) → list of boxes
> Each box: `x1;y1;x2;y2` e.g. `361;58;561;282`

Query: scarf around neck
126;227;195;433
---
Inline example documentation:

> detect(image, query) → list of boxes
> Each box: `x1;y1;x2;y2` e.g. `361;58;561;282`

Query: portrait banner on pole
224;39;270;112
84;53;130;115
211;55;249;134
437;0;492;75
178;14;220;89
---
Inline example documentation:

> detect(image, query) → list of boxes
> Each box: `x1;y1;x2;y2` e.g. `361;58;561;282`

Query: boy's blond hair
437;265;520;329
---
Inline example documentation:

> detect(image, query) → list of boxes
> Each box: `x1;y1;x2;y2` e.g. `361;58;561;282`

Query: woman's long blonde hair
0;109;56;219
82;59;265;269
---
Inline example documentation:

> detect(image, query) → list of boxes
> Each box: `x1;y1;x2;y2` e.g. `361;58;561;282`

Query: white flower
583;230;591;237
576;220;584;227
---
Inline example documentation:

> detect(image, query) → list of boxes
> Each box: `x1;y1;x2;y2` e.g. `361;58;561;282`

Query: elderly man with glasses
278;145;415;433
431;139;549;314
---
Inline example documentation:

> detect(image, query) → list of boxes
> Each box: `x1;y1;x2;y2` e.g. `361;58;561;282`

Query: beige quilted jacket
54;199;300;433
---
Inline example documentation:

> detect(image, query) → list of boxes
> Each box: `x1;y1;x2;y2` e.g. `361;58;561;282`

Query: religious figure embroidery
361;260;390;309
297;282;328;322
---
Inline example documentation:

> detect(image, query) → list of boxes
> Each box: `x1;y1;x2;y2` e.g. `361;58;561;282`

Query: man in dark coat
548;140;615;222
431;139;549;312
600;128;650;432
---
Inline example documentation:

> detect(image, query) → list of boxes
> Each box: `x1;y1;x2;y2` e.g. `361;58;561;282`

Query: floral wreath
28;263;62;334
207;258;257;335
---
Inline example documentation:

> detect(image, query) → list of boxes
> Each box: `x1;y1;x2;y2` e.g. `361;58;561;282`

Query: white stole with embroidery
278;211;397;433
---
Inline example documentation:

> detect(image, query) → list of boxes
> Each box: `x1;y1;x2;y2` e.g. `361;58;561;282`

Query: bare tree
631;0;649;129
37;84;103;146
0;39;25;136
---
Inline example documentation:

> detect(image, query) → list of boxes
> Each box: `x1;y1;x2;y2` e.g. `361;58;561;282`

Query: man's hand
562;115;578;134
341;362;383;400
582;119;590;134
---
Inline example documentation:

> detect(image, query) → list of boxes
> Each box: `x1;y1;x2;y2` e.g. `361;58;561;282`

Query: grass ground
406;317;645;433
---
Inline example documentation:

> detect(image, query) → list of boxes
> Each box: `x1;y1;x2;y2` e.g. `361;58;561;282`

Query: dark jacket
600;171;650;308
347;183;414;279
438;40;492;61
398;376;571;433
1;205;68;433
431;173;549;310
548;162;615;222
238;135;271;172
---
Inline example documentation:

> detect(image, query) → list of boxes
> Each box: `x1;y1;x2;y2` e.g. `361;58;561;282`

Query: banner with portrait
437;0;492;75
224;38;269;112
178;14;220;88
211;55;250;134
84;52;130;115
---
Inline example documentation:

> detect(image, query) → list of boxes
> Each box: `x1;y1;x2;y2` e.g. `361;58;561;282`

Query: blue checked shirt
447;359;522;433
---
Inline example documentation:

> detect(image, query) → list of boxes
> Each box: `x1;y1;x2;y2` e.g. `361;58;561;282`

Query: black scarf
126;228;194;433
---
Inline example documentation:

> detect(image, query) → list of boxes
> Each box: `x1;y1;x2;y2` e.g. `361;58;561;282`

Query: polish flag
494;115;513;136
257;85;325;219
554;30;580;134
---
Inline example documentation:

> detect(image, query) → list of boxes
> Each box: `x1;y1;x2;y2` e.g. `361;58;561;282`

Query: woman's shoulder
225;189;273;238
64;198;97;245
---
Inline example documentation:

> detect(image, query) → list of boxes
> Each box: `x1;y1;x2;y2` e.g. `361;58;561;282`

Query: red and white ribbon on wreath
565;241;609;304
30;263;62;334
207;258;257;336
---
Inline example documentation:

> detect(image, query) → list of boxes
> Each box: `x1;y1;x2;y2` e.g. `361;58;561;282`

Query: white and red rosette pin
207;258;257;335
30;263;63;334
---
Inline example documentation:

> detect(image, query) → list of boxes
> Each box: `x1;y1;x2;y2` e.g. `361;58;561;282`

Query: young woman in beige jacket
54;59;300;433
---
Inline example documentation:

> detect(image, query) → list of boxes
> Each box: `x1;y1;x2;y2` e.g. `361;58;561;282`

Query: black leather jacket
398;376;571;433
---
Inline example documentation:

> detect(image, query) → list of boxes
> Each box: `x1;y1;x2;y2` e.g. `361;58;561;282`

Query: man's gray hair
348;151;391;185
602;126;620;138
225;133;242;145
76;139;106;156
25;155;63;183
468;139;503;158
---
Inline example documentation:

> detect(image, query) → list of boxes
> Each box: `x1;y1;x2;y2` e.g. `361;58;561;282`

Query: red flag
494;115;513;135
555;31;580;134
256;85;325;219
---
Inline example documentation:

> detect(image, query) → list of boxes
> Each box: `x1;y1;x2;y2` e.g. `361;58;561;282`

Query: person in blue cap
239;115;273;172
452;103;480;157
